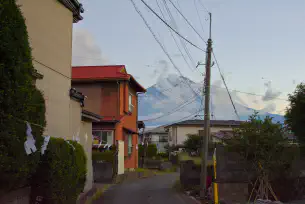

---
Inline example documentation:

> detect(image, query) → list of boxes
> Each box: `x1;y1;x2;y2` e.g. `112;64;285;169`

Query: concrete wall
18;0;74;138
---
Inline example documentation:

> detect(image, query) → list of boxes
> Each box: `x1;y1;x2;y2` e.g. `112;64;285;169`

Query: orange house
72;65;146;169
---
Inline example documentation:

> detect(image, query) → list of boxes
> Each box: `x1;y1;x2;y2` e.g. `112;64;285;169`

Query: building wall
171;126;235;146
18;0;73;138
101;82;119;117
70;100;93;193
72;84;102;115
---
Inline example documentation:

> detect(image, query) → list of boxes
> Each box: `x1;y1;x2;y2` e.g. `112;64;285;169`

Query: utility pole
200;12;213;200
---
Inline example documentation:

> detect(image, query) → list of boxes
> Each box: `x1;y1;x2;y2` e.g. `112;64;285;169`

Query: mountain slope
138;74;285;127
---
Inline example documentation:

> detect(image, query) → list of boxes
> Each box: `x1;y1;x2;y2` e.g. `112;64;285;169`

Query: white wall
174;126;234;145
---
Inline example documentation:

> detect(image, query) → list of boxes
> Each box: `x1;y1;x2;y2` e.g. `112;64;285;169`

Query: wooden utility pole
200;12;213;200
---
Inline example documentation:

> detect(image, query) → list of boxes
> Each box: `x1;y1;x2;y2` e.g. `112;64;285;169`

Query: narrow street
94;173;198;204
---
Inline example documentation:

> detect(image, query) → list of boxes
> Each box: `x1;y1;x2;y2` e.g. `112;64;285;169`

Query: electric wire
130;0;201;101
161;0;197;69
194;0;205;35
168;0;207;44
155;0;194;72
212;51;240;120
139;0;205;52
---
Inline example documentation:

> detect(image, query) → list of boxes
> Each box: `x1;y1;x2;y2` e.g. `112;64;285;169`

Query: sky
72;0;305;115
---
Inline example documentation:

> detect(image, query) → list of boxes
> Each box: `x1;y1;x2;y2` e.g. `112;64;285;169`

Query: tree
0;0;46;192
184;134;201;153
146;144;157;158
225;113;298;200
285;83;305;144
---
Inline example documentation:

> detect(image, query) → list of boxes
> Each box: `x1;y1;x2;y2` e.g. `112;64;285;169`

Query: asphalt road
95;173;198;204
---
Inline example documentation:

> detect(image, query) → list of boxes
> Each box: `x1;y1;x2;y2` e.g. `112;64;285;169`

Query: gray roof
144;126;167;134
165;119;243;128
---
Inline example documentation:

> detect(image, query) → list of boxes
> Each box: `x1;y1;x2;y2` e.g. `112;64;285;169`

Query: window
128;93;134;112
128;134;133;155
92;130;113;145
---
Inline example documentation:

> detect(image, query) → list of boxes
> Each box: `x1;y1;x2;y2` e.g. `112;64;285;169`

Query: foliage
157;152;168;158
183;134;215;155
0;0;46;193
146;144;157;158
183;134;201;153
31;138;87;203
225;112;298;178
138;144;144;157
92;150;116;164
285;83;305;144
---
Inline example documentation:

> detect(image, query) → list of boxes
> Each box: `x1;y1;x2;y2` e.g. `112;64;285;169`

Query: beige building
18;0;96;193
164;119;242;146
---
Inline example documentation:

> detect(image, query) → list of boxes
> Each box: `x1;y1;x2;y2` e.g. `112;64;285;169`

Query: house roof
81;110;102;122
58;0;84;23
72;65;146;93
144;126;167;134
164;119;243;128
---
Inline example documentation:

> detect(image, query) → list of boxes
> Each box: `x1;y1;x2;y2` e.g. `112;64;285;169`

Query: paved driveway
95;173;198;204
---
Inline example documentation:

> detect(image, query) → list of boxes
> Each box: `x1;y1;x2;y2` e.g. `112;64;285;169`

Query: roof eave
58;0;84;23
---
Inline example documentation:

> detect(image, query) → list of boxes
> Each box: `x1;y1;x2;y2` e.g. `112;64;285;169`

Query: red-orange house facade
72;65;146;169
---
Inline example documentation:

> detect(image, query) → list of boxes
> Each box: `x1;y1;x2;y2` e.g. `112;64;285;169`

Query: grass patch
178;152;213;166
178;152;202;165
85;184;112;204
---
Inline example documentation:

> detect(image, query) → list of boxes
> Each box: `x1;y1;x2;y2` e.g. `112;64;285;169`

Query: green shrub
92;150;116;164
138;144;144;157
0;0;46;193
157;152;168;158
146;144;157;158
31;138;87;203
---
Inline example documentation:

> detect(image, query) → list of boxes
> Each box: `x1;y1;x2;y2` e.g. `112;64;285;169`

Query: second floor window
128;93;134;112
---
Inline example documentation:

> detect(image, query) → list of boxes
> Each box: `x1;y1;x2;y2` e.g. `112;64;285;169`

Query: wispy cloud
262;81;282;101
72;28;108;66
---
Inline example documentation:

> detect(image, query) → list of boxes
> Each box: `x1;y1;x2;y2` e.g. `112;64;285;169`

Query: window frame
92;130;114;145
128;92;134;113
127;133;133;155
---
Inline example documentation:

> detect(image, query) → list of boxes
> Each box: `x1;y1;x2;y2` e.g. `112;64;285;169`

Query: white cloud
72;28;108;66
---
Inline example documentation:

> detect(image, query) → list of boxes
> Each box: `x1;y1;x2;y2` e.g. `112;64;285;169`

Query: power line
168;0;207;44
33;59;71;79
212;51;240;120
142;88;202;122
130;0;201;101
163;108;204;127
194;0;205;35
162;0;197;68
156;0;194;72
212;85;288;101
197;0;210;13
139;0;205;52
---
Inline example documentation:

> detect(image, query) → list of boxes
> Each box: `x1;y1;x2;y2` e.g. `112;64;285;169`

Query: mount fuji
138;74;285;127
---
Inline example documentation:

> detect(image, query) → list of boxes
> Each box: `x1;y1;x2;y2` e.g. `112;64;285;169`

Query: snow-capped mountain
138;74;285;127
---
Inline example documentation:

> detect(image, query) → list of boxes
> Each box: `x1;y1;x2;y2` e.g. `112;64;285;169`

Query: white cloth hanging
41;135;50;155
24;122;37;155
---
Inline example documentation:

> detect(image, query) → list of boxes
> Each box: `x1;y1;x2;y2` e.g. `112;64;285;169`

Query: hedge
146;144;157;158
92;150;116;164
0;0;46;193
31;138;87;203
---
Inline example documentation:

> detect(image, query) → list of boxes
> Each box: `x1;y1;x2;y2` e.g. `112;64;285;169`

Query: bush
0;0;46;193
92;150;116;164
138;144;144;157
31;138;86;203
146;144;157;158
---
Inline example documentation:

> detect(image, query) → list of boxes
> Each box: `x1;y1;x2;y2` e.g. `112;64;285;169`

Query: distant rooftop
164;119;243;128
144;125;167;134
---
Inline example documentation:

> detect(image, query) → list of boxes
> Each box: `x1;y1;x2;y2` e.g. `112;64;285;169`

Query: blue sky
72;0;305;114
